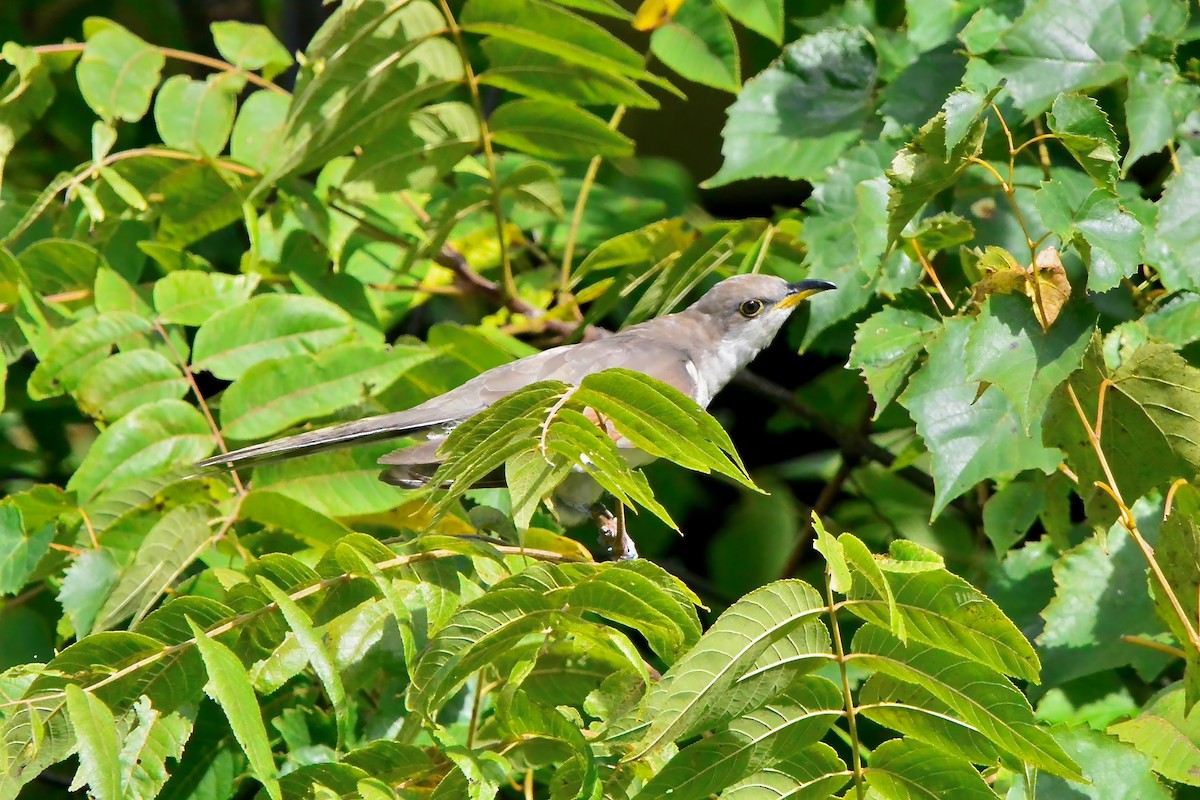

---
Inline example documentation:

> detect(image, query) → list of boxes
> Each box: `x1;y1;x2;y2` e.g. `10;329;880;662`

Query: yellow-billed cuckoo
196;274;835;557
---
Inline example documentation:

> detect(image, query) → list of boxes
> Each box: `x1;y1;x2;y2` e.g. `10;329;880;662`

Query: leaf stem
825;573;865;800
559;104;627;292
910;238;954;309
1064;381;1200;649
436;0;516;300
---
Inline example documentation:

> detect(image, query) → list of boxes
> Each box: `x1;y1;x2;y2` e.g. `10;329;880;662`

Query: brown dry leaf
1027;246;1071;328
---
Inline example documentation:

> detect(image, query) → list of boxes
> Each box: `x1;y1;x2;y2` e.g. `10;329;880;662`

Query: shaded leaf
187;618;282;800
1109;683;1200;786
706;28;878;187
489;99;633;160
64;684;122;800
1146;155;1200;292
1007;724;1171;800
847;307;940;418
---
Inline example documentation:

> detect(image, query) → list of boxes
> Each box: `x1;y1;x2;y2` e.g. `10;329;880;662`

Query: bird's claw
591;504;638;561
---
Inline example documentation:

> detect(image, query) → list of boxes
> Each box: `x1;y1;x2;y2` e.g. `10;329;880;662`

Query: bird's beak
773;279;837;311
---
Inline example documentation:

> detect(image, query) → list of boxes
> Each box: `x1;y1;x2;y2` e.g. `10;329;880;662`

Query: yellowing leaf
1027;246;1071;328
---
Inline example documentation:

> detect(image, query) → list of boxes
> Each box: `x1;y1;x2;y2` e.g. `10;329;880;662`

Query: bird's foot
591;503;638;561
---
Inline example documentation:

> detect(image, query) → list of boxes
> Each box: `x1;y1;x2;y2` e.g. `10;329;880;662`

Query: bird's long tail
194;411;453;472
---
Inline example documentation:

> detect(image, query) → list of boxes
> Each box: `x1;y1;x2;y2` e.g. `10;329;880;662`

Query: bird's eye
739;299;765;318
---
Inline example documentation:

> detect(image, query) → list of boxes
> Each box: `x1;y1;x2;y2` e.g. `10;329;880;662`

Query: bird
196;273;835;557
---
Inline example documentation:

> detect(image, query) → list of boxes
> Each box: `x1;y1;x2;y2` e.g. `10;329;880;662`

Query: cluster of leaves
2;0;1200;797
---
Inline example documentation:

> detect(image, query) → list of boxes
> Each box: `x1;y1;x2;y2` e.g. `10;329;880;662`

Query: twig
910;238;954;309
780;457;857;579
25;42;289;96
1121;635;1187;660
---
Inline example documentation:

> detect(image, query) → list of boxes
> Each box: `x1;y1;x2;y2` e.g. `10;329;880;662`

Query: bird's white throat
690;313;791;407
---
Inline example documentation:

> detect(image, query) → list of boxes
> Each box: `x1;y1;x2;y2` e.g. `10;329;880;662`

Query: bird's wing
197;320;700;472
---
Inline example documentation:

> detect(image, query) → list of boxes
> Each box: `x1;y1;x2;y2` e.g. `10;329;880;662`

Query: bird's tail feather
194;412;454;472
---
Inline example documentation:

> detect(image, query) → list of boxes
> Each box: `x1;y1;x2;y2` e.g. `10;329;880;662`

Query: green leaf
632;676;843;800
982;477;1045;554
1007;725;1172;800
152;270;259;327
229;90;290;172
0;44;56;190
1145;292;1200;348
1152;484;1200;709
64;685;122;800
1046;341;1200;516
153;74;241;156
408;588;560;716
899;317;1062;518
706;28;878;187
0;486;68;595
76;24;166;122
1109;683;1200;786
251;441;404;518
847;308;940;419
261;0;462;186
716;0;784;44
1071;191;1144;293
489;99;633;160
1125;56;1197;169
505;450;571;530
67;399;213;502
117;697;193;800
841;533;1041;681
858;674;1002;766
187;618;282;800
720;742;849;799
461;0;647;80
865;738;999;800
966;296;1095;432
851;625;1083;780
91;503;214;632
651;1;740;93
17;238;106;295
192;294;356;381
257;579;350;750
478;39;657;108
27;311;153;400
990;0;1138;114
795;144;893;347
76;350;188;422
812;513;849;593
1046;93;1119;193
629;580;829;757
219;342;433;440
210;21;292;80
240;490;354;548
1146;155;1200;292
886;109;986;245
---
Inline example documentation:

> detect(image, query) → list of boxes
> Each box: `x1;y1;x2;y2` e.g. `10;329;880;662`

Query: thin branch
153;319;245;495
25;42;288;96
910;238;954;309
732;371;938;496
559;105;627;291
1121;634;1187;660
436;0;515;300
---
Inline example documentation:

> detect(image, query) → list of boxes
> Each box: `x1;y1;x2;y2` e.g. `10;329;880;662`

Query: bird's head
690;273;836;354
